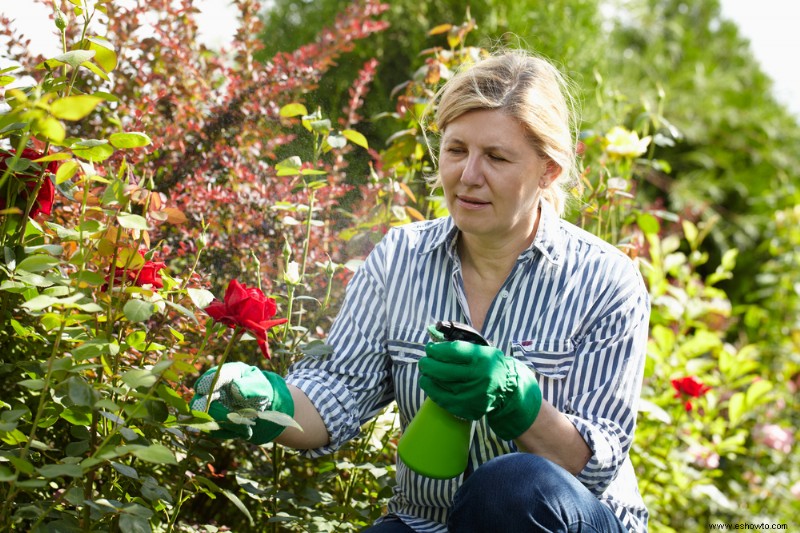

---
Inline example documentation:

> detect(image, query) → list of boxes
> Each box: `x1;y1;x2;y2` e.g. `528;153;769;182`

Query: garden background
0;0;798;531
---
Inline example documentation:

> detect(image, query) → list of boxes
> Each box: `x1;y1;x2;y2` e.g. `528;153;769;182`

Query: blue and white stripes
286;200;650;532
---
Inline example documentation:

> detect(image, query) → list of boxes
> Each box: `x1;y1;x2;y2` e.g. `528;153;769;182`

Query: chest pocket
511;338;576;380
388;327;428;425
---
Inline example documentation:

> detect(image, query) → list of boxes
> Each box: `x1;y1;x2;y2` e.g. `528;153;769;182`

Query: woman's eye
488;154;506;162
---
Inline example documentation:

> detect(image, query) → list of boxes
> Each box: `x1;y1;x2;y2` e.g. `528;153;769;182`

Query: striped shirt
286;199;650;532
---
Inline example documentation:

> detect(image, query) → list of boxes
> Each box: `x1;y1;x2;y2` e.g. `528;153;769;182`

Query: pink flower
205;279;288;358
791;481;800;500
687;443;720;469
754;424;794;454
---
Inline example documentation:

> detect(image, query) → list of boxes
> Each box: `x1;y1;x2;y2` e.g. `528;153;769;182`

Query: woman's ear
539;160;562;188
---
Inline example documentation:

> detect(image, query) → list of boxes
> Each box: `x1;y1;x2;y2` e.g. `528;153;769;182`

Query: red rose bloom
205;279;288;358
104;251;166;290
131;259;166;288
671;376;711;412
0;148;58;218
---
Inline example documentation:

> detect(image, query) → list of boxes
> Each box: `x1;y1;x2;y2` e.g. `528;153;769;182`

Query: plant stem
203;327;242;414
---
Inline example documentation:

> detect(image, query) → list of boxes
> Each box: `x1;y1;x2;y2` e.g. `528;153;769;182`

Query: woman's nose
460;154;484;186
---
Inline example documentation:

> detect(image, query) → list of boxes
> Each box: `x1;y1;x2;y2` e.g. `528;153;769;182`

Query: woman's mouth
457;195;491;209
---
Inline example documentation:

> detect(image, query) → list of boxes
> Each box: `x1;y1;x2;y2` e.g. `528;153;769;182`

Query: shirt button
501;290;509;298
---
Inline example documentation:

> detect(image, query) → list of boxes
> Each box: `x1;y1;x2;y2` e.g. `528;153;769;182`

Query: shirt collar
420;199;566;266
527;198;566;266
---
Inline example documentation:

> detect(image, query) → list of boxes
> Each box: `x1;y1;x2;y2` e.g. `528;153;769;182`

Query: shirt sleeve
284;235;395;458
563;258;650;495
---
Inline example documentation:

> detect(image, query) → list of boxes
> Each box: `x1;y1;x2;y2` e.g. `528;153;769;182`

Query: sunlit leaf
109;132;152;149
122;368;158;389
53;50;95;68
71;139;114;162
55;160;79;184
50;95;103;120
187;288;215;309
117;213;150;230
279;103;308;117
86;36;117;72
16;254;60;273
342;129;369;149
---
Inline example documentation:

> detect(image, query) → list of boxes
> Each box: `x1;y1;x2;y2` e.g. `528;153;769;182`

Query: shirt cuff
284;370;361;457
565;414;628;495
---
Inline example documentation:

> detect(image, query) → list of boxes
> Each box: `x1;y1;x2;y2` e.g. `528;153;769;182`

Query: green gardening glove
190;362;295;445
419;341;542;441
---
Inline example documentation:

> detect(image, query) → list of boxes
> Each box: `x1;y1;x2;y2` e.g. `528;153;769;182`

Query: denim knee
447;453;590;532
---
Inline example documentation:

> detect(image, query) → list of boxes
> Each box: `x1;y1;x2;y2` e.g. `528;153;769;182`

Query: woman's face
439;108;558;243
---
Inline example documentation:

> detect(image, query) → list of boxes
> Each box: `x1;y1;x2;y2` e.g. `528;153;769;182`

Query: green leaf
156;384;191;415
636;212;660;236
187;288;215;309
53;50;96;68
257;410;303;432
71;139;114;162
221;489;255;526
279;103;308;117
745;379;773;408
342;129;369;149
80;60;110;81
727;392;745;427
308;118;331;134
141;476;174;503
86;36;117;72
275;156;302;176
60;407;93;425
16;254;60;273
109;132;152;149
117;213;150;230
34;115;66;143
127;444;178;465
50;95;104;120
302;340;334;358
123;299;156;322
32;152;72;163
118;514;151;533
18;379;46;390
111;461;139;480
68;376;95;406
55;160;80;184
37;463;84;478
21;295;60;312
121;368;158;389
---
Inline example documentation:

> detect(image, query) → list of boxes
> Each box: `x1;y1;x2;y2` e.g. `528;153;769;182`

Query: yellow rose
604;126;651;159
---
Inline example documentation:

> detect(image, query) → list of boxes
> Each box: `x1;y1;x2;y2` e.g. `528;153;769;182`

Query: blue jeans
362;453;629;532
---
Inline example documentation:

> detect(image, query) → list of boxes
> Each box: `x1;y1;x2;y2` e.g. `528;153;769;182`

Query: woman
191;50;650;532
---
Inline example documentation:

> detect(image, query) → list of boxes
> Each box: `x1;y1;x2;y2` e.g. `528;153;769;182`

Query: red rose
103;251;166;290
132;259;166;288
205;279;288;358
0;148;58;218
671;376;711;412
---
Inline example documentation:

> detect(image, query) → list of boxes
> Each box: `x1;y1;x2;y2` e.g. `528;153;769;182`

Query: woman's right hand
190;362;294;444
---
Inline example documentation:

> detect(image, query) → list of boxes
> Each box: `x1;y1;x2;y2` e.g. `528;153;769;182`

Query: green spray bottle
397;321;489;479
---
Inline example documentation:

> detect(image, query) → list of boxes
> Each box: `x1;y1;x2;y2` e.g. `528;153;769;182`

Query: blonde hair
428;49;580;215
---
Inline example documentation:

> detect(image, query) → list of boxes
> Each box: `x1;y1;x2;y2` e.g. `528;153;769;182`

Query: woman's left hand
419;341;542;440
